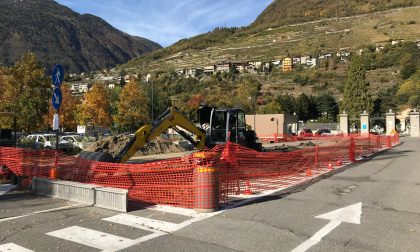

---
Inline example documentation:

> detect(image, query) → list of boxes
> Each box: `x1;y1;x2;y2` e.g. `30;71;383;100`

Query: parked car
27;133;56;149
315;129;333;136
59;135;84;149
299;128;313;137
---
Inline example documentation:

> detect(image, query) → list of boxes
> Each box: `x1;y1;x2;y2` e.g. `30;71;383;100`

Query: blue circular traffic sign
52;64;64;86
52;87;62;110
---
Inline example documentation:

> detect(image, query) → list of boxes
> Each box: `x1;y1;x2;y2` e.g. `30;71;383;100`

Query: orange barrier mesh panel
0;134;399;209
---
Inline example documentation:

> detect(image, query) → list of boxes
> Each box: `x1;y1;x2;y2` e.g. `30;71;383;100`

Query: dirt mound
84;134;189;158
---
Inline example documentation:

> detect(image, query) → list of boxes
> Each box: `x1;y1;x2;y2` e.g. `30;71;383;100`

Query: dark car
299;128;313;137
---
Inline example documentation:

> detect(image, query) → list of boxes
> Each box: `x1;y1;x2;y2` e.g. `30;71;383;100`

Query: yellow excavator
79;106;261;163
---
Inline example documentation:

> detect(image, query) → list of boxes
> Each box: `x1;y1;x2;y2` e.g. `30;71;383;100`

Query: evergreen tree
341;56;373;117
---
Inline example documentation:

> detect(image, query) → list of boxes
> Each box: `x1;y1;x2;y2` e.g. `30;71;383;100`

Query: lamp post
271;117;279;142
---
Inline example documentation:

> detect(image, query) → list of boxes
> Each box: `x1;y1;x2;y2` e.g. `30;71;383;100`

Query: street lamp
271;117;279;142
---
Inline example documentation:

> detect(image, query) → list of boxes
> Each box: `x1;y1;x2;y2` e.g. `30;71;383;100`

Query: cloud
55;0;272;47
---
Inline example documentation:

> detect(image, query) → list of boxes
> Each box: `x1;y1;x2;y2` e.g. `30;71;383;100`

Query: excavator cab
199;106;257;149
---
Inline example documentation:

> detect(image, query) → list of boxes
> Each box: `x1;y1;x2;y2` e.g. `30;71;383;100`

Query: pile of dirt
84;134;190;158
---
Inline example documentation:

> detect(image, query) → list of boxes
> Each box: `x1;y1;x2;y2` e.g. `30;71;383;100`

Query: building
185;68;203;78
245;113;297;139
175;68;185;76
216;62;231;73
300;56;310;65
307;58;318;68
292;57;301;65
232;62;247;72
282;57;293;71
203;65;216;75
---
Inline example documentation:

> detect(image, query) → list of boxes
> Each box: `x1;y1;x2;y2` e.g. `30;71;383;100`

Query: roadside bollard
349;137;355;163
49;167;58;180
194;152;219;213
243;180;253;195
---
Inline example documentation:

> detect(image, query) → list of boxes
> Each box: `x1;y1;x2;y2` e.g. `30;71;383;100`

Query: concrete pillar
410;109;420;137
360;111;370;136
339;112;349;135
385;109;396;136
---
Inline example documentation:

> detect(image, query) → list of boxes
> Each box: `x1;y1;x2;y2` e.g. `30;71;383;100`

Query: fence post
386;136;392;148
349;137;355;162
194;152;219;213
314;145;319;169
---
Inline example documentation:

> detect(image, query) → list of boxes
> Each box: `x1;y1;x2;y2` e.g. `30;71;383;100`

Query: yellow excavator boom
115;108;206;163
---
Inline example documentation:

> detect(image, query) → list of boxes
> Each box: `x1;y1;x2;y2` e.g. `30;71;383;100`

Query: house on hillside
248;61;262;69
282;57;293;71
176;68;185;76
204;65;216;75
246;64;258;74
292;57;300;65
185;68;203;78
306;58;318;68
391;39;404;45
216;62;232;73
300;56;310;65
232;62;247;72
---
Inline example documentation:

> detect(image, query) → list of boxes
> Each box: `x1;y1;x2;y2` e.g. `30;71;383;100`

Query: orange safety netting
0;134;399;209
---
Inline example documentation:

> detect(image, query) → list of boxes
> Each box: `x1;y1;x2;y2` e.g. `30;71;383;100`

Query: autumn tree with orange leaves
77;83;112;127
43;84;81;131
115;81;149;131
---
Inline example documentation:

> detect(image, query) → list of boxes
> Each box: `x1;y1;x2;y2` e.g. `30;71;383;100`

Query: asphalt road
1;137;419;251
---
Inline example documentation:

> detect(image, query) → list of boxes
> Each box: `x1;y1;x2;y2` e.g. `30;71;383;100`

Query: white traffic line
0;204;85;223
103;214;178;233
146;205;202;218
0;243;34;252
47;226;138;252
0;184;17;196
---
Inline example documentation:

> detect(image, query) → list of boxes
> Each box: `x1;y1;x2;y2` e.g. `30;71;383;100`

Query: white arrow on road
291;202;362;252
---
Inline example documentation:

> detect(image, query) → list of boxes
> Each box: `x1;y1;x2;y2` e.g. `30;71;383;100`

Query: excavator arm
114;108;206;163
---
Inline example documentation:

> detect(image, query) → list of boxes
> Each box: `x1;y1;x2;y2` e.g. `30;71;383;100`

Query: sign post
51;64;64;150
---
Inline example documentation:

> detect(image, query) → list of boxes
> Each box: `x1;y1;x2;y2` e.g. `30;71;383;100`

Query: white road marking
0;243;34;252
0;184;17;196
47;226;137;252
103;214;179;233
291;202;362;252
0;204;85;223
146;205;202;218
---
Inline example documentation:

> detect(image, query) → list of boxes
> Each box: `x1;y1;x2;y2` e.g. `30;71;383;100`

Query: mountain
251;0;418;31
0;0;161;73
123;0;420;74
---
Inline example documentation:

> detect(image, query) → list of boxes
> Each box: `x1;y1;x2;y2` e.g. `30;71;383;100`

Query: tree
43;84;81;131
77;83;112;127
316;94;338;121
115;81;149;131
295;93;318;121
397;78;420;108
258;100;281;114
276;94;296;114
341;56;373;117
235;77;260;113
0;53;50;131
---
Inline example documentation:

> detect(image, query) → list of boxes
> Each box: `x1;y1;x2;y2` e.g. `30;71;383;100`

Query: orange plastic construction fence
0;134;399;209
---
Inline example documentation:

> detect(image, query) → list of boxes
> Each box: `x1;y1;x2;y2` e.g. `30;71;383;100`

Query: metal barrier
0;134;399;211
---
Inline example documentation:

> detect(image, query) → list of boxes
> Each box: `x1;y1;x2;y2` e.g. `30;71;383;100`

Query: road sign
52;87;62;110
52;64;64;86
291;202;362;252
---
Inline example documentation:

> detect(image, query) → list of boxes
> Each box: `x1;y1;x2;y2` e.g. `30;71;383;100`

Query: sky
56;0;273;47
